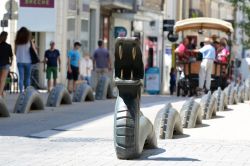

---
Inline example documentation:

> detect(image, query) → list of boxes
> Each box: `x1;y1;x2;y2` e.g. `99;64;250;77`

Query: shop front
17;0;57;88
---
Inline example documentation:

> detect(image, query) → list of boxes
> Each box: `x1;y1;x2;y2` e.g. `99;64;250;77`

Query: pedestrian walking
15;27;37;93
195;37;216;93
93;40;111;82
0;31;13;97
80;52;93;85
67;41;81;93
169;67;176;95
43;41;61;92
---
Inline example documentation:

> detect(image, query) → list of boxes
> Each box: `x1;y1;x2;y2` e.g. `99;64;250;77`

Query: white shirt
16;42;32;63
199;44;216;60
80;58;93;77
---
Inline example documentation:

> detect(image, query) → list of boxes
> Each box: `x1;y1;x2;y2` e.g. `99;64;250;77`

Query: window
82;3;89;12
68;0;77;10
81;20;89;32
67;18;75;31
81;40;88;52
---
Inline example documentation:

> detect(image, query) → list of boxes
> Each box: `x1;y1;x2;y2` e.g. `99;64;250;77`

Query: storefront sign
145;67;160;94
18;0;56;31
163;19;175;32
20;0;54;8
114;26;127;38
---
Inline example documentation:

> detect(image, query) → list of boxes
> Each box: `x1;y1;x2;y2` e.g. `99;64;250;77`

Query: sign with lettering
163;19;175;32
18;0;56;31
20;0;54;8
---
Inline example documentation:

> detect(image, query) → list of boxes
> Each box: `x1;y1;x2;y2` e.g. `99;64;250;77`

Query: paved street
0;94;186;136
0;94;250;166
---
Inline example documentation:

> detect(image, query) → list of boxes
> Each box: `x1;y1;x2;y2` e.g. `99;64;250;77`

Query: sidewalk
0;97;250;165
0;93;186;136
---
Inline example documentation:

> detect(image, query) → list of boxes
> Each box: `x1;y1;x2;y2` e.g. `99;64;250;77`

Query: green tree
227;0;250;48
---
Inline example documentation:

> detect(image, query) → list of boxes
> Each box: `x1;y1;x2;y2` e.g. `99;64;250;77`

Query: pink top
176;43;187;54
217;48;229;63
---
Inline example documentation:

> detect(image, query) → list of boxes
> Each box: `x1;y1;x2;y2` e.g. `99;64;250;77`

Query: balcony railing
100;0;134;10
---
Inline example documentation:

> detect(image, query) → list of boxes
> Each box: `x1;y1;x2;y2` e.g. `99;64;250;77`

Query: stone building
0;0;237;92
0;0;100;88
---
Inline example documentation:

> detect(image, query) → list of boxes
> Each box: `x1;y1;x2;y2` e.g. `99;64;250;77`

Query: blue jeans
17;63;32;93
0;64;10;70
84;76;91;85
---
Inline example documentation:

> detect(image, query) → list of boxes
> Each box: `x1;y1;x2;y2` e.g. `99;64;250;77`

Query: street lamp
3;0;18;20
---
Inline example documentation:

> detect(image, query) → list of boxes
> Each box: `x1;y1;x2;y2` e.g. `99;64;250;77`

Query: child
170;67;176;95
80;52;93;85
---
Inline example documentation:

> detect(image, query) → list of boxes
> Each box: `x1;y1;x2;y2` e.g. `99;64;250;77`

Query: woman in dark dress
0;31;13;97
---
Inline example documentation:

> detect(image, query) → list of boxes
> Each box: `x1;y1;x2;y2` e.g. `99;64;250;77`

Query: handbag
30;41;40;64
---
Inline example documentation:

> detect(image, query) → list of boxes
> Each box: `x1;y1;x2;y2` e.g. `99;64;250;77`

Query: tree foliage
227;0;250;48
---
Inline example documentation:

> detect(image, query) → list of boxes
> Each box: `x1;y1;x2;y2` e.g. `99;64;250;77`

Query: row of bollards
112;37;250;160
0;76;114;117
155;79;250;141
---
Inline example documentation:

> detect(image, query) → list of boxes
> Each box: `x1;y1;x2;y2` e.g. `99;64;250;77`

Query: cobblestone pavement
0;94;250;166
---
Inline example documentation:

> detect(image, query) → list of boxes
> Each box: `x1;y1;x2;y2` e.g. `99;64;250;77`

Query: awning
174;17;234;34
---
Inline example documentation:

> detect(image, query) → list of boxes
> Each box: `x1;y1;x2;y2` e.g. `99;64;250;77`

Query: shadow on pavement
173;134;190;139
212;115;225;119
139;148;200;162
224;108;234;111
145;157;200;162
195;123;210;128
139;148;166;159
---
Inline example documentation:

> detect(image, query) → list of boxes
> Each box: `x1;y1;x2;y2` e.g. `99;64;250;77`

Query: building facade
1;0;101;88
0;0;237;92
1;0;165;89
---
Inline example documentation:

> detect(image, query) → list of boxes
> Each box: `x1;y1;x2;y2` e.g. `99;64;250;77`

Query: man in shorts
44;41;61;92
67;41;81;93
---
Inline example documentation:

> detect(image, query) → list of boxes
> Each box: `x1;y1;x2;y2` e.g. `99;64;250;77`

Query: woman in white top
80;52;93;85
15;27;37;92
